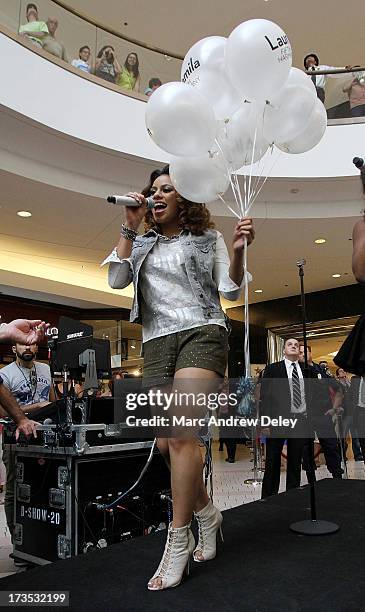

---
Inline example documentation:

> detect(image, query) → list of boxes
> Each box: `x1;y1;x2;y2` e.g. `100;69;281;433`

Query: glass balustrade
0;0;364;118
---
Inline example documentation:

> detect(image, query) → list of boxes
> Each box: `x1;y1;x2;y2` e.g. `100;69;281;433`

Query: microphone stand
289;259;339;535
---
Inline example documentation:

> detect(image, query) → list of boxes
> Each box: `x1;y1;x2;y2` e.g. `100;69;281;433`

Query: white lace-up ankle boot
147;523;195;591
193;501;223;562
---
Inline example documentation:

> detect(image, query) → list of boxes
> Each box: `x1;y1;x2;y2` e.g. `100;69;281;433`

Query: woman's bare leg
156;437;209;513
161;366;220;524
148;367;219;588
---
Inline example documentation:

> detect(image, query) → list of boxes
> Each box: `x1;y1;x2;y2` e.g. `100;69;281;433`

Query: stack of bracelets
121;224;138;241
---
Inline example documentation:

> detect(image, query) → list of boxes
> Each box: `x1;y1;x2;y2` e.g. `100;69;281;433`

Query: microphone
107;195;155;209
353;157;364;169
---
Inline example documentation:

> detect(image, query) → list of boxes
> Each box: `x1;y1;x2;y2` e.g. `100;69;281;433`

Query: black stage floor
1;479;363;612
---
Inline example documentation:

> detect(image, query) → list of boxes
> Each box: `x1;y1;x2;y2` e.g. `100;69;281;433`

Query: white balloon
263;70;317;144
186;68;242;121
226;19;292;101
276;99;327;154
181;36;227;81
169;153;230;203
145;82;216;157
181;37;241;120
216;104;269;169
281;66;317;97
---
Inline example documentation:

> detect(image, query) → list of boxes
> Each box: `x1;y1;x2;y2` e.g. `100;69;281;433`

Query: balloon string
247;148;269;208
248;104;268;204
229;175;242;215
231;172;250;380
214;144;252;380
214;138;241;217
251;146;266;199
232;172;244;218
248;104;271;203
243;236;250;379
247;122;258;208
244;172;249;213
246;147;281;216
217;194;240;219
248;149;274;209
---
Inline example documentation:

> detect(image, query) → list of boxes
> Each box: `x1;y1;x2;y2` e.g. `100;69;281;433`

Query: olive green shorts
142;325;228;385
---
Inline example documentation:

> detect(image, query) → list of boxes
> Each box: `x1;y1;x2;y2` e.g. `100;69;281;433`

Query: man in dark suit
261;338;309;498
299;344;343;479
345;374;365;463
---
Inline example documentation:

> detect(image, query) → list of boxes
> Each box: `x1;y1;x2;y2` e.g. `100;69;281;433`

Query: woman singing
103;165;254;590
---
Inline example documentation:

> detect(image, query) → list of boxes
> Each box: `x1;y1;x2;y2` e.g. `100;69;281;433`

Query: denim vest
129;229;223;324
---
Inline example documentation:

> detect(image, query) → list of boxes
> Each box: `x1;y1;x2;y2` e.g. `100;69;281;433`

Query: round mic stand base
244;477;262;485
290;519;340;535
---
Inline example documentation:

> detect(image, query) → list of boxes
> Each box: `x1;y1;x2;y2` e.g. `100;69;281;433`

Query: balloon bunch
145;18;327;382
145;18;327;215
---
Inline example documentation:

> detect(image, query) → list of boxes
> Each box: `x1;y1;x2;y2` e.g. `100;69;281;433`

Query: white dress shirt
284;358;306;414
358;377;365;408
308;65;346;89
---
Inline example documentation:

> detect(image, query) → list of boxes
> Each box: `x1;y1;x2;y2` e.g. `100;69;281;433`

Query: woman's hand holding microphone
116;192;147;259
122;192;148;232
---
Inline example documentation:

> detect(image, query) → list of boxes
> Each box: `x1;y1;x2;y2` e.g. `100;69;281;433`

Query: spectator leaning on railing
145;77;162;97
72;45;92;73
18;3;48;49
118;52;141;92
43;17;68;62
304;52;352;104
95;45;122;84
343;69;365;118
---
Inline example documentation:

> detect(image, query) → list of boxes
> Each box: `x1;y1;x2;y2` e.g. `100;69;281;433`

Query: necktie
291;363;302;410
311;69;316;86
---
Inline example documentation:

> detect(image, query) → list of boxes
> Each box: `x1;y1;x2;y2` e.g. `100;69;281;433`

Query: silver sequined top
102;231;251;343
140;235;227;342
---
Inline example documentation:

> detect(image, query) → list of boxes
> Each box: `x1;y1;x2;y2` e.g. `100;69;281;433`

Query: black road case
13;443;170;565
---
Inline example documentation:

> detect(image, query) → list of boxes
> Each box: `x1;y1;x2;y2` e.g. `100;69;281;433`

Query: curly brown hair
141;165;215;236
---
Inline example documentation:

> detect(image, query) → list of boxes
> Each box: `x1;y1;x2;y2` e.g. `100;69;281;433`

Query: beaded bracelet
120;224;138;241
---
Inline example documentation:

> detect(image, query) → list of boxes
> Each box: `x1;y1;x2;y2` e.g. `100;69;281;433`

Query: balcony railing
1;0;365;122
1;0;182;98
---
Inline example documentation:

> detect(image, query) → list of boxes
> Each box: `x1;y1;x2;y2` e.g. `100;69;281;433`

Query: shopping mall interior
0;1;364;609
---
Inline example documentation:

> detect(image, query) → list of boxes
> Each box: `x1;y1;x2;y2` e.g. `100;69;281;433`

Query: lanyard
16;363;38;402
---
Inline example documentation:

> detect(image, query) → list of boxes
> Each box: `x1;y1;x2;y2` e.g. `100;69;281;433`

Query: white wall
1;31;365;179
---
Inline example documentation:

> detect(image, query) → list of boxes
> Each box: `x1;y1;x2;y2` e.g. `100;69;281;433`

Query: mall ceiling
65;0;363;65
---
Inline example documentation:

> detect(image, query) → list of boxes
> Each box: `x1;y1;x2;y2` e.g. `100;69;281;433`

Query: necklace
16;362;38;402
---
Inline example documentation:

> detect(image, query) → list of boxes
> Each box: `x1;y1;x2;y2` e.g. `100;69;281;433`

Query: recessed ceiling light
17;210;32;217
254;289;263;293
314;238;326;244
332;274;341;278
290;188;299;194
